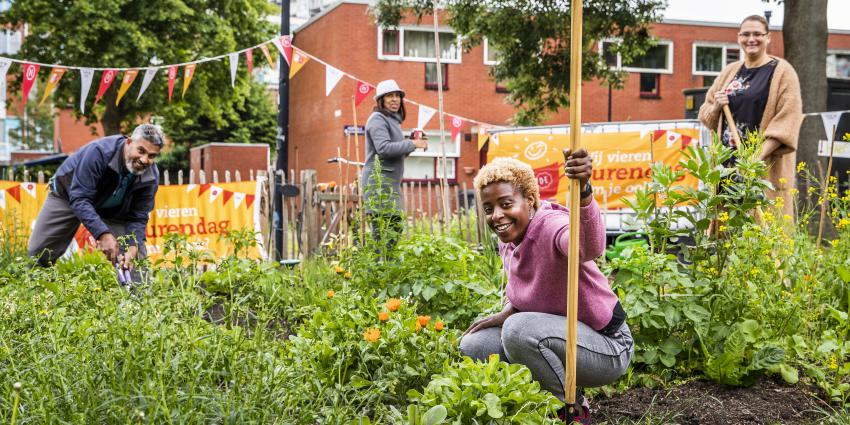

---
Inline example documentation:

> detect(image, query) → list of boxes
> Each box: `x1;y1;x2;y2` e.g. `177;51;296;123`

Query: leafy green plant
402;355;563;424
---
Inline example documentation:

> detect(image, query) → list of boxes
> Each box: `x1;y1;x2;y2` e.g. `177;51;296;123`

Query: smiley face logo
524;140;548;161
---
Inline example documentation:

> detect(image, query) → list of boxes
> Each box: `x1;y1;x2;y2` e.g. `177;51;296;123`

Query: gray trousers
27;192;147;267
460;312;634;402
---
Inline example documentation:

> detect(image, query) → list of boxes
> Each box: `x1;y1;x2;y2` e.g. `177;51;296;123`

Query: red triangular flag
167;66;178;102
682;135;692;149
450;116;464;142
94;69;117;105
6;185;20;203
355;81;373;107
21;63;40;108
245;194;255;208
198;183;211;196
246;49;253;75
652;130;666;143
278;35;293;66
222;190;234;205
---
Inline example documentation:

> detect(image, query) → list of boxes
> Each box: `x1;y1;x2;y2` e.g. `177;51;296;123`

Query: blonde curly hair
473;157;540;209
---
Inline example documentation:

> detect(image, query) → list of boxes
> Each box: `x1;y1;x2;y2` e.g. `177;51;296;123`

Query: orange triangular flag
6;185;20;203
39;68;67;106
182;63;196;98
198;183;211;196
245;194;255;208
289;49;310;78
115;69;139;106
259;44;275;68
222;190;234;205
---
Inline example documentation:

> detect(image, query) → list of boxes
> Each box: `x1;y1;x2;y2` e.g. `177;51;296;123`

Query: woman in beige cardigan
699;14;803;217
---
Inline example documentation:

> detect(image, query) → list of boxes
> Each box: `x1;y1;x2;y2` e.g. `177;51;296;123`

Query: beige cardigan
698;57;803;216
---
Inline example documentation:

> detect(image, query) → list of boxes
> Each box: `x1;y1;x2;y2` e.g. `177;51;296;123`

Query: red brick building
289;1;850;193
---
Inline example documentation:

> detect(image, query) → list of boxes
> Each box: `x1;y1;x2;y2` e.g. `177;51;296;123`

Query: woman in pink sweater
460;150;633;422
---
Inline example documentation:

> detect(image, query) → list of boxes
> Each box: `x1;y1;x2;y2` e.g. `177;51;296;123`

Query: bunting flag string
0;36;497;128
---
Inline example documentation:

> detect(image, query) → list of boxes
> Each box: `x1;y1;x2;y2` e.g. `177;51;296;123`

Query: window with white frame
600;39;673;74
378;27;461;63
0;29;21;55
403;129;460;181
828;52;850;79
483;38;500;65
693;44;740;76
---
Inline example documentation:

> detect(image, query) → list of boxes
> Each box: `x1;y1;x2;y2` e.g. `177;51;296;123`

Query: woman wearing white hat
361;79;427;253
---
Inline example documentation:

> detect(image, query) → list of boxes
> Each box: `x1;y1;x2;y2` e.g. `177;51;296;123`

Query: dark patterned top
721;59;778;148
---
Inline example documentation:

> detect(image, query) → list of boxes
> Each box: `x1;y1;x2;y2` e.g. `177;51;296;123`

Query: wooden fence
3;168;487;260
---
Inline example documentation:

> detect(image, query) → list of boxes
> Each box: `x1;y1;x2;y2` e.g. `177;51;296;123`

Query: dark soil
592;377;831;424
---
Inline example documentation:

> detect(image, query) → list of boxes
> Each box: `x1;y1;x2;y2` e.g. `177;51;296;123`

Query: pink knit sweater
500;199;618;331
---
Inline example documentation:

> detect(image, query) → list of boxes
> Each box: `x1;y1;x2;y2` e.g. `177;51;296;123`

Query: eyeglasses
738;32;768;39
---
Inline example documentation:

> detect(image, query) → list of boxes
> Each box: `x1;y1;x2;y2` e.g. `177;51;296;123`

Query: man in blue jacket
27;124;164;269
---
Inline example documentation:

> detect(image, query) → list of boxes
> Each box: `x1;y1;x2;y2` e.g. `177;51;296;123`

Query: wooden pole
353;98;366;246
565;0;583;413
817;124;838;248
432;4;451;225
722;105;742;147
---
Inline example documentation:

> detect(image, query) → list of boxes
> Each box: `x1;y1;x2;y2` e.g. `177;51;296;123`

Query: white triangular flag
0;59;11;119
228;53;239;88
136;68;158;101
0;190;5;210
233;192;245;208
417;105;437;129
822;111;844;143
22;182;36;198
665;131;681;148
79;68;95;113
209;185;223;203
325;65;344;96
186;184;197;193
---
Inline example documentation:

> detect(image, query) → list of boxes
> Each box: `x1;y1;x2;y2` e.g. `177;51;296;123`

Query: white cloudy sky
663;0;850;31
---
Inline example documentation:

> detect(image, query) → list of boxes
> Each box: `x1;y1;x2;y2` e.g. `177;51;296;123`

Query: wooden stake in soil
432;4;451;225
817;124;839;249
353;97;366;246
565;0;584;413
722;105;742;147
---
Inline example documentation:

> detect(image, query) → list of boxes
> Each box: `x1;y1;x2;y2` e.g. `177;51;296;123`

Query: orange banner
487;129;701;209
39;68;67;106
115;69;139;106
0;180;265;261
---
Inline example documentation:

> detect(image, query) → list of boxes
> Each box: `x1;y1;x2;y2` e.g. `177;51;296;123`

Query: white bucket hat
374;79;405;101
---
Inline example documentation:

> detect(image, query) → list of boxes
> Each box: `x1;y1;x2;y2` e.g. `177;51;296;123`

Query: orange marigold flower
327;290;335;298
344;272;352;279
435;321;444;331
363;328;381;342
386;298;402;312
378;311;389;322
417;315;431;326
334;266;345;274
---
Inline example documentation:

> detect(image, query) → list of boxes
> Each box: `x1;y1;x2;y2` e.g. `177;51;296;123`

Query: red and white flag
167;65;178;102
274;35;293;66
355;81;373;106
21;182;36;198
209;185;223;203
94;69;117;105
665;131;681;148
21;63;40;108
450;116;464;142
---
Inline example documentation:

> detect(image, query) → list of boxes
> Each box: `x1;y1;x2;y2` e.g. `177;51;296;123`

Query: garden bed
594;377;829;424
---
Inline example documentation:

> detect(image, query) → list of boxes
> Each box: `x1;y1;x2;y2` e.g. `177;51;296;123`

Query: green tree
157;79;277;172
3;0;276;136
372;0;664;124
7;84;55;151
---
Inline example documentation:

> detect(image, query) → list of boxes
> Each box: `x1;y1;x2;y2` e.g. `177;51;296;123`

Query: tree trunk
783;0;828;235
100;101;125;136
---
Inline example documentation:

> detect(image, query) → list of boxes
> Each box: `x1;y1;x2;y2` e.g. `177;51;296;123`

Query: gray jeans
27;192;147;267
460;312;634;401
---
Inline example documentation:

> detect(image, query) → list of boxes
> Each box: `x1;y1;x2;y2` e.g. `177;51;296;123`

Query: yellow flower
778;177;787;185
837;218;850;230
378;311;389;322
791;188;799;196
843;133;850;142
783;214;792;222
415;322;422;332
363;328;381;342
718;211;730;222
719;225;727;232
808;186;817;195
797;161;807;173
326;290;335;299
344;272;352;279
386;298;402;312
